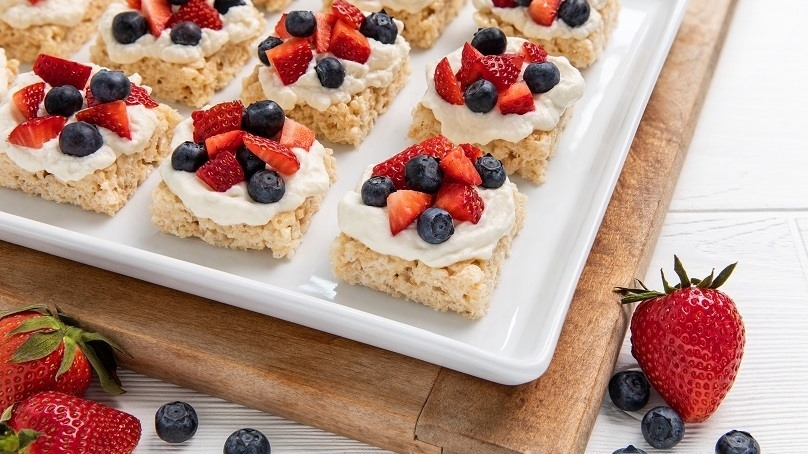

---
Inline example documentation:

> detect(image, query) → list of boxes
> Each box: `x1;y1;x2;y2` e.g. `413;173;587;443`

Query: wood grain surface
0;0;736;452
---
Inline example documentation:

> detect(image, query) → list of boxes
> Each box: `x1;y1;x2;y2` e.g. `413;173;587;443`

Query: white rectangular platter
0;0;687;385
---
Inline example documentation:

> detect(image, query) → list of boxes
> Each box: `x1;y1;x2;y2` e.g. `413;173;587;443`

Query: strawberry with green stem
615;256;746;423
0;305;125;410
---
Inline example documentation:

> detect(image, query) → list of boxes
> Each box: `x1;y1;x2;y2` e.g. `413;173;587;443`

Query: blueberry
236;146;266;177
44;85;84;117
523;61;560;94
359;10;398;44
404;155;443;194
111;11;148;44
361;175;396;207
557;0;591;27
169;0;189;4
241;100;285;138
155;401;198;443
89;70;131;103
514;0;531;5
641;406;684;449
285;11;316;38
608;370;650;412
59;122;103;157
223;428;271;454
471;27;507;56
213;0;244;14
612;446;647;454
171;141;208;172
315;57;346;89
170;21;202;46
464;79;498;113
474;154;506;189
248;170;285;203
257;36;283;66
716;430;761;454
417;207;454;244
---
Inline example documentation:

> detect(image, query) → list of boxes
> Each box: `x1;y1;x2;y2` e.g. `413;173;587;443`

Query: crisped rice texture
252;0;291;12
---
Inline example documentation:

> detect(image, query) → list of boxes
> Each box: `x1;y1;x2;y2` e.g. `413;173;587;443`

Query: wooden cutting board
0;0;736;451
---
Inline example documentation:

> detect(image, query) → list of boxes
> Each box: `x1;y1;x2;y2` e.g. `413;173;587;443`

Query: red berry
141;0;172;36
434;57;464;105
76;100;132;139
311;12;336;53
521;41;548;63
7;115;66;149
11;82;45;120
458;143;484;161
456;42;483;89
440;146;482;185
329;20;371;64
204;129;244;157
493;0;517;6
474;53;524;91
267;38;314;85
191;100;244;142
243;133;300;175
32;54;92;90
529;0;561;26
166;0;222;30
274;13;292;39
124;83;159;108
386;190;432;235
372;135;455;189
277;118;315;151
196;149;245;191
331;0;365;30
434;183;484;224
497;80;535;115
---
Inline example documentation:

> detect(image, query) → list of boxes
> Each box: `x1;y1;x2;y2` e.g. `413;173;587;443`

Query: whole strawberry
0;390;141;453
616;256;745;423
0;305;124;409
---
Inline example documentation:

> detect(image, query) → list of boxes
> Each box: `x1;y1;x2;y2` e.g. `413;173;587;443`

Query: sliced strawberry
196;150;245;192
76;100;132;139
492;0;517;6
440;147;482;186
191;100;244;142
434;183;484;224
7;116;66;149
386;190;432;235
329;20;371;64
529;0;561;26
331;0;365;30
126;0;141;8
32;55;92;90
498;80;535;115
311;12;335;53
204;130;244;157
243;133;300;175
521;41;548;63
125;83;159;108
434;57;464;106
456;43;483;89
141;0;172;36
274;13;292;39
12;83;45;120
267;38;314;85
166;0;222;30
277;118;315;151
459;143;484;161
372;135;455;189
474;53;524;91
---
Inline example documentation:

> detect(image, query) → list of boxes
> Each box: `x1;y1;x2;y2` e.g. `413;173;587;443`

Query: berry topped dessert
151;99;337;258
0;54;181;215
409;28;584;184
0;0;115;62
330;135;527;319
320;0;466;49
90;0;265;107
472;0;620;68
241;0;411;146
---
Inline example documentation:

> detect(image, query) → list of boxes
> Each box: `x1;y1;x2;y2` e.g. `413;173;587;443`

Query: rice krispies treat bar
251;0;291;11
151;150;338;258
241;60;410;146
0;0;115;63
331;186;527;319
473;0;620;68
89;38;257;108
0;105;181;215
409;102;572;184
323;0;466;49
0;49;19;97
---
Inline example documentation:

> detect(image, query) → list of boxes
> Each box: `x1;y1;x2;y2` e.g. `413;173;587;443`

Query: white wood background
81;0;808;452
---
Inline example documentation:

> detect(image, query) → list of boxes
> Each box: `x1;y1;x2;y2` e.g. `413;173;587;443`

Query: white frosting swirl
0;0;88;28
472;0;606;40
419;38;584;145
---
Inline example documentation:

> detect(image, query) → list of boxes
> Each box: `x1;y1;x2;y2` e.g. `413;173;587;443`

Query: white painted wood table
86;1;808;452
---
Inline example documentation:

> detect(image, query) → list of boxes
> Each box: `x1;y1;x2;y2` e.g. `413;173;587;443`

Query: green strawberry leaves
615;255;737;304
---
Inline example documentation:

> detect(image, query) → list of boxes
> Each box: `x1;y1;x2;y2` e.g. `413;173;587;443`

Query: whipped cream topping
345;0;437;14
472;0;606;40
0;49;10;99
419;38;584;145
256;19;410;112
97;0;264;65
337;166;518;268
0;68;161;182
0;0;88;28
159;118;332;226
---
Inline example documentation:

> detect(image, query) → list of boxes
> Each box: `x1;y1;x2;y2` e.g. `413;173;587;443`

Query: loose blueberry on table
640;406;684;449
715;430;761;454
611;446;647;454
223;428;271;454
608;370;650;412
155;401;199;443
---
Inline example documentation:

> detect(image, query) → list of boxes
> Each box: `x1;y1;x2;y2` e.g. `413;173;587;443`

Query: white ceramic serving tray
0;0;687;385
